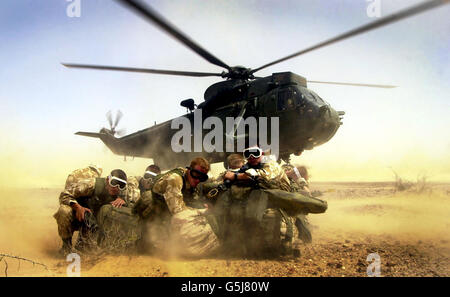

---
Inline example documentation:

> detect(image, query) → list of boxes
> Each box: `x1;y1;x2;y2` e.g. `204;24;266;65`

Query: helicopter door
277;88;296;112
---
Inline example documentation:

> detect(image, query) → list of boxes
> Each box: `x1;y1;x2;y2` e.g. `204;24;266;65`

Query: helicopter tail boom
75;131;124;155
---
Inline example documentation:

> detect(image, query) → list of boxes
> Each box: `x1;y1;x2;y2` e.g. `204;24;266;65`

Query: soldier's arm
59;178;95;206
153;174;187;215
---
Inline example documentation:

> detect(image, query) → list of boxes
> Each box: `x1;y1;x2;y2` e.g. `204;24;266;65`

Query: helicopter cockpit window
277;89;295;111
310;91;325;104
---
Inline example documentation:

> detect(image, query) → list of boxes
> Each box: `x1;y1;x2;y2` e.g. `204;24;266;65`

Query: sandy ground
0;182;449;277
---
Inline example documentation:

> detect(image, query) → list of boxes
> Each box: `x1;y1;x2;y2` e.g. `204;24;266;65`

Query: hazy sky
0;0;449;187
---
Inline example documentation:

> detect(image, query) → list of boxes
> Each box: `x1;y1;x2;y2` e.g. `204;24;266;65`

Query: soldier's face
187;165;208;188
106;178;121;196
247;156;262;166
141;179;153;190
230;160;244;170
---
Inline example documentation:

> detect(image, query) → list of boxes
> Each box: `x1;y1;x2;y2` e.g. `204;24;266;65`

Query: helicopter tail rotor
105;110;126;137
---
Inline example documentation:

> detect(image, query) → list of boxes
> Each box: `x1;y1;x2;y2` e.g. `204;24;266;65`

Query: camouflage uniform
288;176;313;245
213;160;294;256
54;177;124;240
247;160;296;253
151;168;220;257
126;176;142;205
64;166;102;189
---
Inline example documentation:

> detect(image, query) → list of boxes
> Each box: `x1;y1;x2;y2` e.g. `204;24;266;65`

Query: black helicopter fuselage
92;72;342;168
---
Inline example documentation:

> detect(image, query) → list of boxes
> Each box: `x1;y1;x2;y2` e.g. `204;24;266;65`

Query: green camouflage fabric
55;177;124;240
97;204;141;250
150;168;220;257
286;176;313;244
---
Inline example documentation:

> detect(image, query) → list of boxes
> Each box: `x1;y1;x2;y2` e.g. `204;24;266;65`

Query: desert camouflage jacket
64;166;102;189
152;168;200;215
59;177;123;211
240;160;291;192
126;176;141;204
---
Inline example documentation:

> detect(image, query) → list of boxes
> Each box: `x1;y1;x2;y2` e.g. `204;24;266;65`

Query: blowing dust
0;183;449;276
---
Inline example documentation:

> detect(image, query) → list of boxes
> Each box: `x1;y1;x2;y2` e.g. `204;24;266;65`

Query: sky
0;0;449;187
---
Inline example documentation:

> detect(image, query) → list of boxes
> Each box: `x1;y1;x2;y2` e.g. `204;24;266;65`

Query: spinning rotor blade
62;63;224;77
106;110;113;128
114;110;123;129
116;0;231;71
308;80;397;88
251;0;449;74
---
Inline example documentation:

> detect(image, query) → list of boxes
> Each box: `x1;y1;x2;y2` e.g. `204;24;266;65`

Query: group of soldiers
54;146;328;258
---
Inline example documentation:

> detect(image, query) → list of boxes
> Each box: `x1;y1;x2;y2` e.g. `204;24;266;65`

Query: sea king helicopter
63;0;448;168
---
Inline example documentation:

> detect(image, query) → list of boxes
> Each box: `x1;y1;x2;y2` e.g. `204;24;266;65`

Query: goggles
108;176;127;190
243;147;262;159
143;171;158;180
188;167;209;182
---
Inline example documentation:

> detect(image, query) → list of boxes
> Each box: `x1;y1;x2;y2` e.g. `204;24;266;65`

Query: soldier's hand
72;204;91;222
224;171;235;180
111;197;126;208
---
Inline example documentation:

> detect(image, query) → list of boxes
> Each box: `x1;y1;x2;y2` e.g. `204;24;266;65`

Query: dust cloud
0;182;448;276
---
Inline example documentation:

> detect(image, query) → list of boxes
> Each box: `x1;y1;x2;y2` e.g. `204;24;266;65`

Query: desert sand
0;182;449;277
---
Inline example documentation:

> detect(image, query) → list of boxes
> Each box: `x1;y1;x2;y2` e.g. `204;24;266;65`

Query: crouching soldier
283;164;313;245
223;146;327;257
54;169;128;255
127;164;161;206
149;157;220;258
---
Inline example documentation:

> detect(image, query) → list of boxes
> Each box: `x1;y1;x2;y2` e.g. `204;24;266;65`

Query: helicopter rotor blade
251;0;449;74
62;63;224;77
114;110;123;129
115;0;231;71
308;80;397;88
106;110;113;129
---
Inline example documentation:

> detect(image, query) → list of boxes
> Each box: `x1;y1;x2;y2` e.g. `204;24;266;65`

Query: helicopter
63;0;448;168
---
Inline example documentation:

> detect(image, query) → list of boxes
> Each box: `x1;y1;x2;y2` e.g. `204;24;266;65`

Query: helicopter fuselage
97;72;342;168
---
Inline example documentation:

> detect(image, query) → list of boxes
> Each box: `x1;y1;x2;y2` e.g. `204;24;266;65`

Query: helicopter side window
277;89;295;111
295;92;305;107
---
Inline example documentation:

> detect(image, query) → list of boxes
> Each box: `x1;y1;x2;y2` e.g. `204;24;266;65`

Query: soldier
54;169;128;254
65;165;103;189
149;157;220;257
283;164;313;247
221;146;296;256
127;164;161;205
215;154;246;182
223;146;290;191
283;164;311;195
222;147;327;257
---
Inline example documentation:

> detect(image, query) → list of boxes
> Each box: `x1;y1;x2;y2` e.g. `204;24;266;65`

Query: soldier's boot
295;215;312;244
75;226;97;252
59;237;73;256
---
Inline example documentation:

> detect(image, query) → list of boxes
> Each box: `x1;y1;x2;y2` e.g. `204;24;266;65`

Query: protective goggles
243;147;262;159
188;167;209;182
108;176;127;190
143;171;158;180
